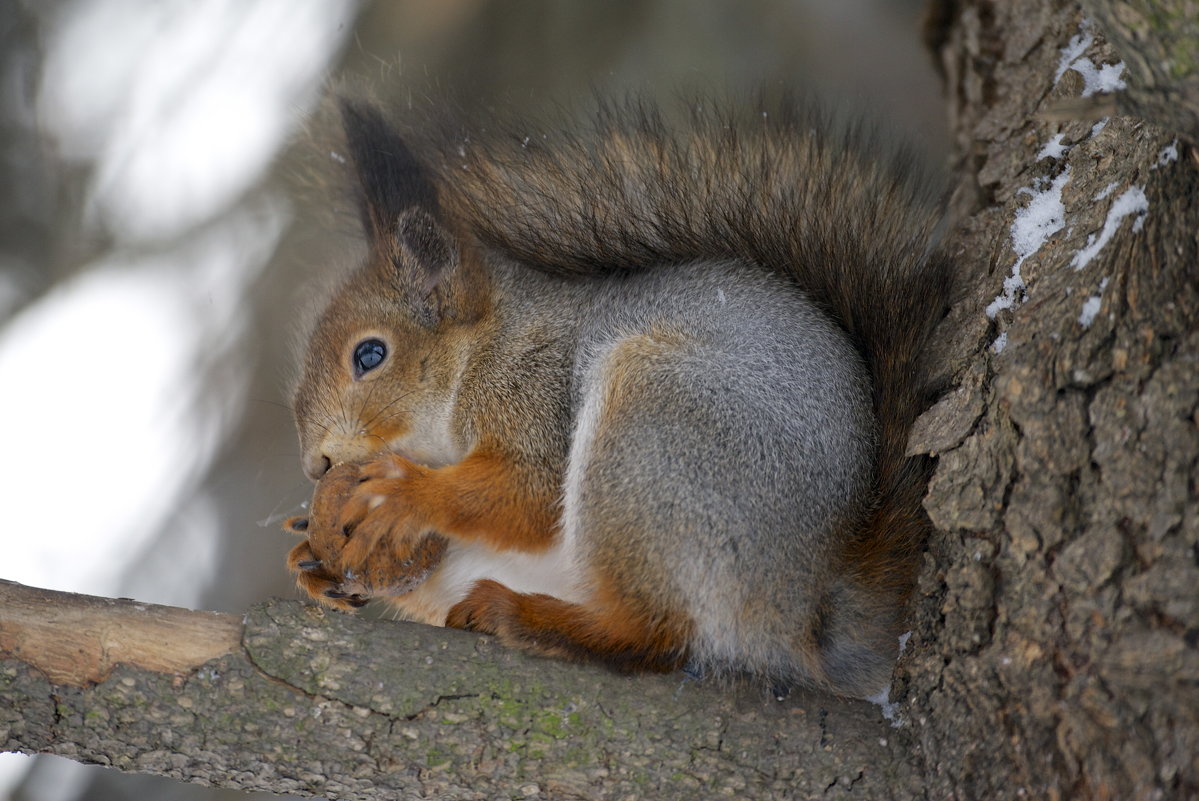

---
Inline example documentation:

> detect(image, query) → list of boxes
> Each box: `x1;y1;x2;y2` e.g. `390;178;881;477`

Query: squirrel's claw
287;540;360;611
283;516;309;534
324;588;370;610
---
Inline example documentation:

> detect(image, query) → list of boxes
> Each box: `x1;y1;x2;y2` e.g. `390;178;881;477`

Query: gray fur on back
564;260;876;684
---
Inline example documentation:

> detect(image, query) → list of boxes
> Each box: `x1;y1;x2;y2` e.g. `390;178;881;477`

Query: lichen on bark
2;591;924;800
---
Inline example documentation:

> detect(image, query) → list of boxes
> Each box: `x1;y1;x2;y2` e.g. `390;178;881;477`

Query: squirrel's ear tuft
338;97;439;245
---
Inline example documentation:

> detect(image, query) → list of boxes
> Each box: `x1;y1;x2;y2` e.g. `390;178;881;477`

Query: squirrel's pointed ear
392;207;465;326
338;97;439;246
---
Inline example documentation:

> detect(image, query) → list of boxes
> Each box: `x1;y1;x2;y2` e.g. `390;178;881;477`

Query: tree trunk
905;0;1199;799
3;1;1198;799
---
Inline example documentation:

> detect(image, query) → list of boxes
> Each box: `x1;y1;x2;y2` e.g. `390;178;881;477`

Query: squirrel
284;92;952;698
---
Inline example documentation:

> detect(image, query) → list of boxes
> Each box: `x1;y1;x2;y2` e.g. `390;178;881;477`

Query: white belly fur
385;538;587;626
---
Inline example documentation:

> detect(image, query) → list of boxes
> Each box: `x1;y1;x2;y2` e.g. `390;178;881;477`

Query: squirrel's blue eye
352;339;387;376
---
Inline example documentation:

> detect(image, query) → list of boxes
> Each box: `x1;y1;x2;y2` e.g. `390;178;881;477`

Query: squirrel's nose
303;452;332;481
302;434;379;480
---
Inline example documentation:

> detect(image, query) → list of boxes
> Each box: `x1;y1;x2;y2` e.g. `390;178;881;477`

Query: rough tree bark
3;1;1197;799
0;580;915;800
904;0;1199;799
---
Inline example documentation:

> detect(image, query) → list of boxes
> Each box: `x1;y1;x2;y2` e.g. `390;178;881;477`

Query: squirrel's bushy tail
428;95;952;596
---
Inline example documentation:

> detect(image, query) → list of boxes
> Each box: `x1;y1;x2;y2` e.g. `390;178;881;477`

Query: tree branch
0;579;917;800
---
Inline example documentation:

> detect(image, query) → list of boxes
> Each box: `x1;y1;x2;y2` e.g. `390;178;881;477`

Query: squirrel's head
292;98;488;481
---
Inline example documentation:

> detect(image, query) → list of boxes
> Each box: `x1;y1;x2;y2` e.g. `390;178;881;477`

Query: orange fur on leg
340;447;560;561
446;579;691;673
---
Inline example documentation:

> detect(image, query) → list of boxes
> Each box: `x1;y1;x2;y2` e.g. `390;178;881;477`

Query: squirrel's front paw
336;453;431;558
286;539;369;610
285;459;446;609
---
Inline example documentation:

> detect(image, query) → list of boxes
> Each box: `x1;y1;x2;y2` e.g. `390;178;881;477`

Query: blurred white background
0;1;943;798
